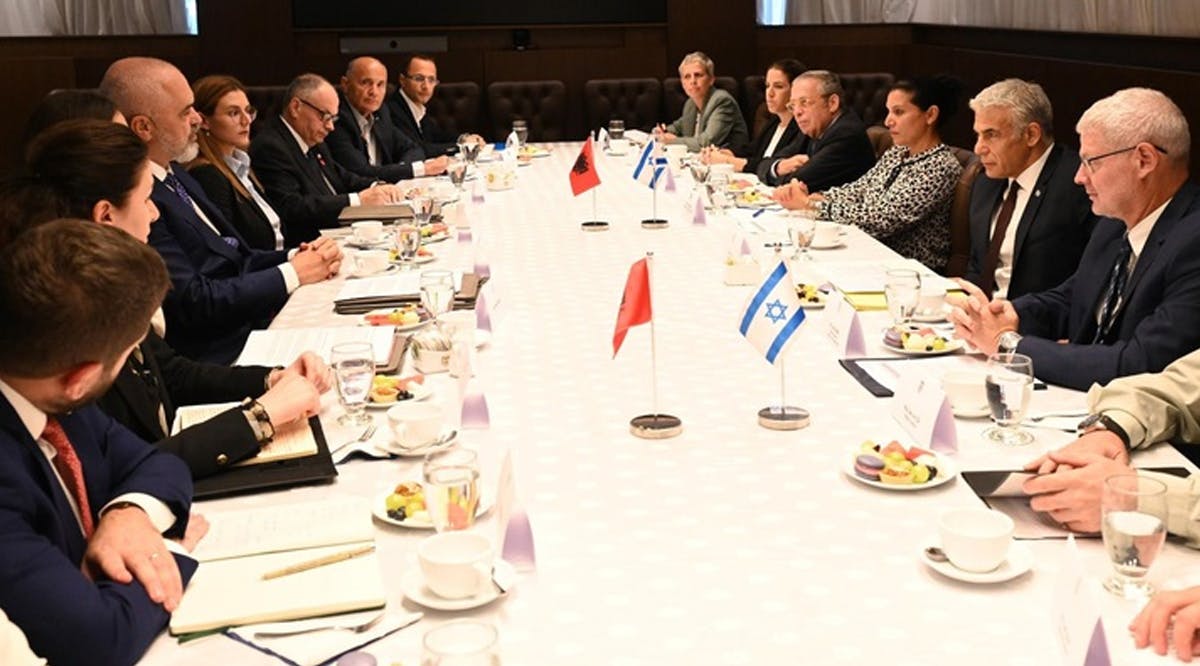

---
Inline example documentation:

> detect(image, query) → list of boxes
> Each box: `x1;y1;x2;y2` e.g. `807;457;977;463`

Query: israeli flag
632;139;667;189
739;261;806;365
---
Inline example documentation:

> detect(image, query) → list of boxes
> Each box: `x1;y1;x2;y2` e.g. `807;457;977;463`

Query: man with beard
0;221;199;666
100;57;342;364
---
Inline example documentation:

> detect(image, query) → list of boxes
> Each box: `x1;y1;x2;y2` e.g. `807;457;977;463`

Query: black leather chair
945;146;983;277
838;72;895;127
583;78;662;133
662;76;740;122
426;82;483;138
485;80;567;142
243;85;289;139
742;75;766;133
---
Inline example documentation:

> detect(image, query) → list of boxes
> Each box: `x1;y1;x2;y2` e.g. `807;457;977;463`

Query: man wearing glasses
759;70;874;190
951;87;1200;390
387;54;482;158
251;73;404;244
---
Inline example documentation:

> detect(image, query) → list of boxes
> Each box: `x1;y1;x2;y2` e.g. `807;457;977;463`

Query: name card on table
889;372;958;452
1052;536;1111;666
822;291;865;358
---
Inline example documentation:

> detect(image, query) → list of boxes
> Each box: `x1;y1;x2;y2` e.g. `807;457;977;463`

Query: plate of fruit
882;325;963;356
367;373;432;408
388;246;436;265
727;178;758;192
795;283;826;309
420;222;450;243
373;480;493;529
844;440;957;491
362;304;431;332
734;189;775;209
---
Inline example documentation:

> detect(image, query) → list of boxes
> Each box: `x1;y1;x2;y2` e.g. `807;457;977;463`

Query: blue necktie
163;171;238;249
1092;236;1132;344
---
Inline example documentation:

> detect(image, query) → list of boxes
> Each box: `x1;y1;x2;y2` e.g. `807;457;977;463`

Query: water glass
787;212;817;260
511;119;528;146
448;159;467;192
411;193;435;227
422;620;500;665
883;268;921;327
420;269;456;321
396;224;421;268
1102;474;1168;599
983;352;1034;445
457;135;481;165
423;447;481;532
330;341;374;426
608;118;625;141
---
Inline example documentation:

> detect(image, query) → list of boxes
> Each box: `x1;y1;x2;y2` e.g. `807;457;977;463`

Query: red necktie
41;418;94;538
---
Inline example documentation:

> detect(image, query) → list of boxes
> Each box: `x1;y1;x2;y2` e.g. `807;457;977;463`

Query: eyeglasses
404;74;439;85
785;95;829;112
298;98;336;124
1080;143;1168;173
221;105;257;122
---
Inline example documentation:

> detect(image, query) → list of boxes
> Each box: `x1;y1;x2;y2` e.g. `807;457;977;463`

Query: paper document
236;326;396;367
334;270;464;303
173;403;318;467
819;259;957;293
190;497;374;563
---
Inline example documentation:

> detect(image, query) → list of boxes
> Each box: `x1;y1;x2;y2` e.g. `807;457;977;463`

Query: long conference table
142;143;1196;665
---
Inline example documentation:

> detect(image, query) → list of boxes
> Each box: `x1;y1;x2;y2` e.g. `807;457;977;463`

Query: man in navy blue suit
387;54;484;158
952;87;1200;390
100;57;343;364
0;221;200;666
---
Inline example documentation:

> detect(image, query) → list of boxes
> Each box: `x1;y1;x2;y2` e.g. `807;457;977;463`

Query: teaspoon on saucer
924;546;949;563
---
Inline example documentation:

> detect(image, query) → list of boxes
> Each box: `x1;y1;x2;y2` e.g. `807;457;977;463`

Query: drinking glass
787;212;817;261
983;352;1035;445
420;269;456;323
448;159;467;192
608;118;625;141
330;341;374;426
410;193;435;227
1102;474;1168;599
707;170;731;209
883;268;921;327
511;119;528;147
422;620;500;666
396;224;421;268
457;135;481;166
423;447;481;532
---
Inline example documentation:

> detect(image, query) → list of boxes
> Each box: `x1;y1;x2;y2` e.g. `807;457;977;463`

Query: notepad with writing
171;498;383;635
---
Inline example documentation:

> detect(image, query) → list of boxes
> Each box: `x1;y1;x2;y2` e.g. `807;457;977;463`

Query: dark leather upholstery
485;80;567;142
742;75;766;133
583;78;662;132
662;76;739;122
866;125;894;158
838;72;895;127
426;82;483;138
946;146;983;277
243;86;289;139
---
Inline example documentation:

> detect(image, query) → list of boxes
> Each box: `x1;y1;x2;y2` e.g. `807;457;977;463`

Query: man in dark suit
327;56;448;183
251;73;405;245
952;88;1200;390
964;79;1097;299
387;54;482;158
100;57;342;364
760;70;875;191
0;221;198;666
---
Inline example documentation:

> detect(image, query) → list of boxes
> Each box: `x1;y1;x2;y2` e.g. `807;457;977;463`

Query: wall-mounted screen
292;0;667;28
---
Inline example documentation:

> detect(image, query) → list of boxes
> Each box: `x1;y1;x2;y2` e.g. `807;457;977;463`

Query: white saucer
345;238;392;250
365;380;434;409
375;428;459;458
952;405;992;419
810;240;846;250
401;559;514;611
920;540;1034;584
348;264;398;279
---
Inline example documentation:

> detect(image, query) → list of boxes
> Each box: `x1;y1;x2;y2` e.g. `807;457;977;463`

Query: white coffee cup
812;221;842;247
938;508;1014;573
352;250;390;276
417;531;492;599
609;138;630;155
351;220;384;244
918;285;947;318
387;402;443;448
709;163;735;178
941;370;989;415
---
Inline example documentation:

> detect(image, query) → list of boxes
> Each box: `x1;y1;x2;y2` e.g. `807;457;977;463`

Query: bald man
326;57;448;182
250;73;403;244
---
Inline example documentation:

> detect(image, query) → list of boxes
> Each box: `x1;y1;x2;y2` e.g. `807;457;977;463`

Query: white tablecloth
141;144;1196;666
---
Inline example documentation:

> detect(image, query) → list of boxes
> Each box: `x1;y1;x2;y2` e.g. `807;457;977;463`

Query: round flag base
757;406;810;431
640;218;669;229
629;413;682;439
580;220;610;231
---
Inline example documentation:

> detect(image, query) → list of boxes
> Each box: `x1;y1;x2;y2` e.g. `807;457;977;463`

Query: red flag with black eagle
569;135;601;196
612;258;652;357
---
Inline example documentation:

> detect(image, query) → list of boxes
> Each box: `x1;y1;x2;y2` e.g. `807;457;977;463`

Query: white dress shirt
223;149;285;250
990;143;1053;298
349;105;425;178
280;116;362;206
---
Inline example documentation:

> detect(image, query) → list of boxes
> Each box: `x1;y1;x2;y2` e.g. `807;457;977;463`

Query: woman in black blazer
703;59;807;174
187;75;287;251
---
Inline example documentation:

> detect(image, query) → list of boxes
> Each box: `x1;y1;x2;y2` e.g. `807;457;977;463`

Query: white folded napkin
228;610;423;666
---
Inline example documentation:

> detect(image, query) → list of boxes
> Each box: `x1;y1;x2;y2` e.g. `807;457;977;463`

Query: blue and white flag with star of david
632;139;668;190
739;260;806;365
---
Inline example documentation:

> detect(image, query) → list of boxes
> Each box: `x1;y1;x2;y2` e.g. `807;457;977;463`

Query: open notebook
171;498;383;635
236;326;404;372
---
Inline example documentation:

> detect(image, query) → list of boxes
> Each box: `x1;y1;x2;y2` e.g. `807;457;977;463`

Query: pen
752;208;766;218
261;544;376;581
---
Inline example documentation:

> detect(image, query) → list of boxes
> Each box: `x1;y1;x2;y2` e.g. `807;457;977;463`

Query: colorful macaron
854;454;885;481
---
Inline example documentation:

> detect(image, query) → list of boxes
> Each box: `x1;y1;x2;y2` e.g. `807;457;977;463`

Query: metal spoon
393;429;457;452
924;546;950;563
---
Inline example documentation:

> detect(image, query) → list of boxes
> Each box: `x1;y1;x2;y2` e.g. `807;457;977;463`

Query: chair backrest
662;76;739;121
838;72;894;127
485;80;567;142
742;75;766;132
244;85;290;138
945;145;983;277
426;82;483;138
866;125;893;158
583;78;662;133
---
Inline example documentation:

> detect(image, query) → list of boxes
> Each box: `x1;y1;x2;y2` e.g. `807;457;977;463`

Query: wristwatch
1077;412;1131;450
996;330;1022;354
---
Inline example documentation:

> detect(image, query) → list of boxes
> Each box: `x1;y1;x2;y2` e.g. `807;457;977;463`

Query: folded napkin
228;610;423;666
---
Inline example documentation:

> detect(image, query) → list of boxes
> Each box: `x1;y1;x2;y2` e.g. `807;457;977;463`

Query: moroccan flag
569;136;601;196
612;258;652;357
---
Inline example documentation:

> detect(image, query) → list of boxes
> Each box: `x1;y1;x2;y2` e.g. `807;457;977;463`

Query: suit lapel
1011;145;1062;263
152;180;242;263
1122;183;1199;299
108;349;168;441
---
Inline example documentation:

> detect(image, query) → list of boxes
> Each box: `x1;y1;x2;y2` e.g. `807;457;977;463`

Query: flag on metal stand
572;135;608;230
739;257;811;430
632;140;670;227
613;254;681;438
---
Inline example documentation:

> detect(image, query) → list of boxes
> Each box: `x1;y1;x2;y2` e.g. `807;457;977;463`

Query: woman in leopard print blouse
775;75;964;272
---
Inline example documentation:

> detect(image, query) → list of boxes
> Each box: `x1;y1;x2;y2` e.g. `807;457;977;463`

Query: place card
689;193;707;226
822;291;865;358
1052;536;1111;666
889;372;957;452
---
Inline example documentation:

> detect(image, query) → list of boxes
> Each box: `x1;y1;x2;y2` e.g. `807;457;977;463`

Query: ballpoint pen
261;544;376;581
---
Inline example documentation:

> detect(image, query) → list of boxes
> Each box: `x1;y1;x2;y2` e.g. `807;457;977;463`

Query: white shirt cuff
348;192;361;207
413;162;426;177
287;248;298;260
103;493;176;534
278;263;301;293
